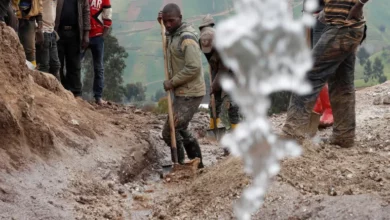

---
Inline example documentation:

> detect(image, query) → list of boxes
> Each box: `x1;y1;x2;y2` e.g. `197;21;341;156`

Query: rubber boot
209;118;222;129
31;60;37;68
313;95;323;115
319;85;334;128
183;137;204;169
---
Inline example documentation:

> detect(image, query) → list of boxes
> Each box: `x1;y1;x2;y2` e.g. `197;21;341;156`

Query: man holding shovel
157;3;206;168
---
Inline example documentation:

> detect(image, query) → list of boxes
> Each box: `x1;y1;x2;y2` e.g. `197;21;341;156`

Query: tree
357;47;370;66
363;59;373;83
153;89;165;102
82;29;129;102
373;57;387;84
124;82;146;102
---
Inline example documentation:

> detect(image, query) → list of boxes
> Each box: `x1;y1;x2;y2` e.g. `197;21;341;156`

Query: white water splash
214;0;316;219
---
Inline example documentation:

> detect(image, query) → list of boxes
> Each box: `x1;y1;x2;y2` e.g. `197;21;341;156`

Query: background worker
199;14;241;131
81;0;113;105
12;0;44;67
36;0;61;80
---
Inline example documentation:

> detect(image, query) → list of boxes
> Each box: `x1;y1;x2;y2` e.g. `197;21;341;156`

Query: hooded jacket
166;22;206;97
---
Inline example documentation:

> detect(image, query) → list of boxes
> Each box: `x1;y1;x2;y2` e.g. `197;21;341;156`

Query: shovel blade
206;127;226;141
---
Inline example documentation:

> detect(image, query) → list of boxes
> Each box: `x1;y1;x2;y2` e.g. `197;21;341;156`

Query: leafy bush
154;97;168;114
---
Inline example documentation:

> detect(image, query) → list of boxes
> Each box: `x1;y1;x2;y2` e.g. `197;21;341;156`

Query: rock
118;188;125;195
134;109;143;114
373;96;382;105
383;95;390;105
76;196;95;205
70;119;79;125
103;213;114;219
346;174;353;179
107;181;115;189
328;186;337;196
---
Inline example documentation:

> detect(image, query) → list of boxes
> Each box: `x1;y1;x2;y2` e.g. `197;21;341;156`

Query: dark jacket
55;0;91;41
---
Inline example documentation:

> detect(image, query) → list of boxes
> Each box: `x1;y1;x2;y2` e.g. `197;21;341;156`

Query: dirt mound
0;24;163;219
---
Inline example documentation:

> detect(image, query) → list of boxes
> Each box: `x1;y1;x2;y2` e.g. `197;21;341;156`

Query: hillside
110;0;234;99
110;0;390;99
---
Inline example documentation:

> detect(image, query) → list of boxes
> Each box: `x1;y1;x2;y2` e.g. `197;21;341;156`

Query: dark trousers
18;19;36;62
82;35;105;99
283;26;364;140
36;32;61;78
209;91;240;124
58;29;82;96
162;96;203;164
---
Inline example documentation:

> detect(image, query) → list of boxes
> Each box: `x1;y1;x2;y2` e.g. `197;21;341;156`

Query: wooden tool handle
160;22;178;164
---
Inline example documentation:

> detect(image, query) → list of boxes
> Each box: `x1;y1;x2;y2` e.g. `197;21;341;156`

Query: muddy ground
1;23;390;220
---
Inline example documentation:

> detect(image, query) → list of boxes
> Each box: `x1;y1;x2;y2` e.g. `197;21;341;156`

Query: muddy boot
322;136;354;148
183;138;204;169
171;142;185;164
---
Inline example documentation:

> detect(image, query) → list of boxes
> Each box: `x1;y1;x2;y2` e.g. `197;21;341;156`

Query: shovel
206;66;226;140
160;22;178;166
160;22;200;175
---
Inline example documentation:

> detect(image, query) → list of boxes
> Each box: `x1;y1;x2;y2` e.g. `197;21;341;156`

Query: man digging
283;0;369;148
198;14;241;155
157;3;206;168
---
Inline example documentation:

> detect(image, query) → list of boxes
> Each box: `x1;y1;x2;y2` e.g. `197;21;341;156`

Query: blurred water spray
214;0;317;219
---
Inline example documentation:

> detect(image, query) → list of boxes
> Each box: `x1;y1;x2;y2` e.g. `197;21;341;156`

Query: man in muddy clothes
157;3;206;168
198;14;241;131
283;0;369;148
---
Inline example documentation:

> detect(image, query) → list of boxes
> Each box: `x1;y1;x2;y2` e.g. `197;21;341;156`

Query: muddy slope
0;23;161;219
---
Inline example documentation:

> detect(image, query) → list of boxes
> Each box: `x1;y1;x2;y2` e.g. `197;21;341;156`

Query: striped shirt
324;0;365;27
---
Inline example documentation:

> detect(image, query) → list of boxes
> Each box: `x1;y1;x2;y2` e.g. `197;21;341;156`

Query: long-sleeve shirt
89;0;112;37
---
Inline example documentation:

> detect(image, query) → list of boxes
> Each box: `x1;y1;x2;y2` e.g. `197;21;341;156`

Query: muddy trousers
209;91;241;125
162;96;204;167
283;25;364;141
